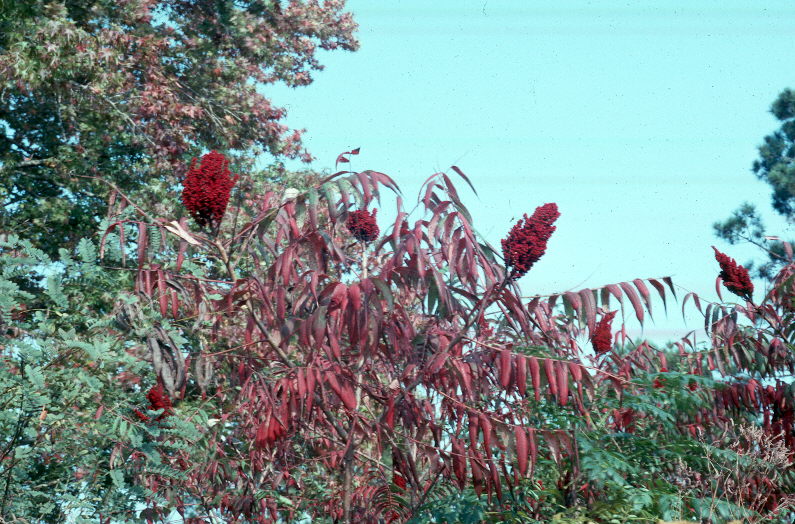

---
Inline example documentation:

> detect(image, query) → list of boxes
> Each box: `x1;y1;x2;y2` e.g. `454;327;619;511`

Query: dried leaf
164;220;201;246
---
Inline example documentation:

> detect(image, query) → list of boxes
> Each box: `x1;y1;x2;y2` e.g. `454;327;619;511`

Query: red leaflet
619;281;645;324
528;357;541;401
254;422;269;449
528;428;538;477
515;354;527;397
457;361;473;399
544;358;558;400
170;289;179;318
747;379;758;403
556;361;569;406
347;283;362;311
568;361;582;383
296;369;307;400
499;349;512;389
175;239;187;271
385;395;395;429
325;371;344;402
305;368;317;413
427;351;449;375
392;472;406;491
328;283;348;312
488;459;502;500
451;438;467;488
326;371;357;411
469;451;486;495
335;147;360;166
501;203;560;279
479;414;492;454
266;415;287;443
468;413;479;449
340;383;357;411
515;427;528;476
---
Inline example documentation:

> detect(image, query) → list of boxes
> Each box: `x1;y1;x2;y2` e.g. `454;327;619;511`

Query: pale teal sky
267;0;795;341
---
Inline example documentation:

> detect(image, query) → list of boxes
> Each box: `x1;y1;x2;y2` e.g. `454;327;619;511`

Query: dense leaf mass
0;0;358;254
5;160;795;523
5;4;795;521
181;150;237;227
346;208;379;242
501;203;560;278
713;246;755;299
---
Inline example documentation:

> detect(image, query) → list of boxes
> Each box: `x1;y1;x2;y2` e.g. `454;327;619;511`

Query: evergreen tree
714;89;795;279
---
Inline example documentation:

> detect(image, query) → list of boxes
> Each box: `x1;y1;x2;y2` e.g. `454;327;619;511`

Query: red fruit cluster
591;310;617;355
611;407;637;433
181;150;237;227
133;383;173;422
712;246;754;299
501;203;560;279
346;208;379;243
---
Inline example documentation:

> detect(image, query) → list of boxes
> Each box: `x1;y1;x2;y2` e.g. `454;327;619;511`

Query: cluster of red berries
653;367;668;389
133;383;173;422
501;203;560;279
712;246;754;300
346;208;379;243
181;150;238;227
591;310;617;355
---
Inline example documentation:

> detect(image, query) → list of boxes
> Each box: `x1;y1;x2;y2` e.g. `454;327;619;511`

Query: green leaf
77;238;97;263
109;469;125;490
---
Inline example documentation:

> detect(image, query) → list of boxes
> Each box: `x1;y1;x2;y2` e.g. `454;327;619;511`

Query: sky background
266;0;795;342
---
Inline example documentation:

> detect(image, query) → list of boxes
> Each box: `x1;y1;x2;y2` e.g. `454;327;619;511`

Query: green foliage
0;235;202;522
714;88;795;279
